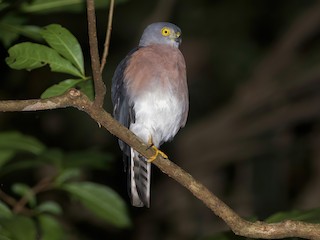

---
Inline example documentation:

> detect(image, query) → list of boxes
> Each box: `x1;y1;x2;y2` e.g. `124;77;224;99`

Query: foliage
6;24;93;99
20;0;126;14
62;181;131;227
0;131;130;239
0;0;133;237
0;0;128;98
0;0;127;47
2;0;319;239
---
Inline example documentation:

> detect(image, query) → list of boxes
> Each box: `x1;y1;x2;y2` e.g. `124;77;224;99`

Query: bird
111;22;188;207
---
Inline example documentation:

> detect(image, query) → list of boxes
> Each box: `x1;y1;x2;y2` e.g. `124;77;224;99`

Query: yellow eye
161;27;171;36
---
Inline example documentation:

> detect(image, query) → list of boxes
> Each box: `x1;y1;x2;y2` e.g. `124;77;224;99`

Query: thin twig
0;189;18;207
100;0;115;73
13;176;54;214
86;0;106;108
0;189;34;216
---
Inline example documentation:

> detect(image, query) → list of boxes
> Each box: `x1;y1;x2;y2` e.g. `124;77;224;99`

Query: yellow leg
147;145;168;162
146;137;168;162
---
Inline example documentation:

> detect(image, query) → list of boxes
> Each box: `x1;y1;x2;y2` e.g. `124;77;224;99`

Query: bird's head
139;22;182;48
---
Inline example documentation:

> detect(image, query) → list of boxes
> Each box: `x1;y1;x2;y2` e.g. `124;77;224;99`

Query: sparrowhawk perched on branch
111;22;189;207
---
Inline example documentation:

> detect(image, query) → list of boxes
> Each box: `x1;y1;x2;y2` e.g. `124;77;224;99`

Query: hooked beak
170;31;182;44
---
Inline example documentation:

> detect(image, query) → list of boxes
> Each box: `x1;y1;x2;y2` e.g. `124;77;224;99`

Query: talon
147;145;168;162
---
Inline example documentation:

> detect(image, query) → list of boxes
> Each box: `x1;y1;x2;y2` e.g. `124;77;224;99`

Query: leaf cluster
0;131;131;240
6;24;94;100
0;1;133;238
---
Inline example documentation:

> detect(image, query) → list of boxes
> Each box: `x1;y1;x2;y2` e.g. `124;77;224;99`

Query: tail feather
128;147;151;207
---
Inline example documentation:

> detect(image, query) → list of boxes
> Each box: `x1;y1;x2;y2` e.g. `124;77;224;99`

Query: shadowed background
1;0;320;239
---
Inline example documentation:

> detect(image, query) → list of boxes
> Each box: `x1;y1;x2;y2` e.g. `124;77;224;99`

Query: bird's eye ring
161;27;171;36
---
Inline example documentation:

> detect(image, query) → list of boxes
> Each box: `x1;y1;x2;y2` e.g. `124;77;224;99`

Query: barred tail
128;147;151;207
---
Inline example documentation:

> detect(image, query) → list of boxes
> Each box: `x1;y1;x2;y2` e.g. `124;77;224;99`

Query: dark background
1;0;320;239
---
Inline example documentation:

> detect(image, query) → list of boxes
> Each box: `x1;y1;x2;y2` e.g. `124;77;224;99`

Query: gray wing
111;47;139;155
112;47;150;207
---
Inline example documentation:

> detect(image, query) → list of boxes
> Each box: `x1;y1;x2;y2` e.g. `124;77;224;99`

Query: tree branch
0;189;34;216
152;158;320;239
0;90;79;111
86;0;106;108
0;1;319;238
100;0;115;73
1;91;319;239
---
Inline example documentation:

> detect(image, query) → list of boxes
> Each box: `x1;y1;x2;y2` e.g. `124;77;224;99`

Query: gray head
139;22;182;48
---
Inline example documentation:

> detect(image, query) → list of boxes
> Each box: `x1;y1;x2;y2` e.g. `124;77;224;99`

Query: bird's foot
147;145;168;162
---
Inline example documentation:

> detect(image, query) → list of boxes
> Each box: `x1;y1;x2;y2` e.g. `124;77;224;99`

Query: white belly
129;89;184;147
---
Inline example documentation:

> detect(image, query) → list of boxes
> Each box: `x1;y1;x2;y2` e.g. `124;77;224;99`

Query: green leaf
0;150;15;168
41;24;84;75
0;14;42;47
21;0;84;13
266;208;320;223
0;131;45;155
0;160;44;178
20;0;128;14
62;182;130;228
0;3;9;12
11;183;36;208
38;215;65;240
0;201;12;218
54;168;81;186
15;25;42;42
36;201;62;215
6;42;83;78
0;14;24;47
41;79;83;99
77;79;94;100
0;216;37;240
0;235;12;240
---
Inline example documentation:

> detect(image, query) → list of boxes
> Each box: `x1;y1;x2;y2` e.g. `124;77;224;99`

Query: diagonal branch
100;0;115;73
0;1;319;238
153;158;320;239
0;189;34;216
86;0;106;108
1;91;319;239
